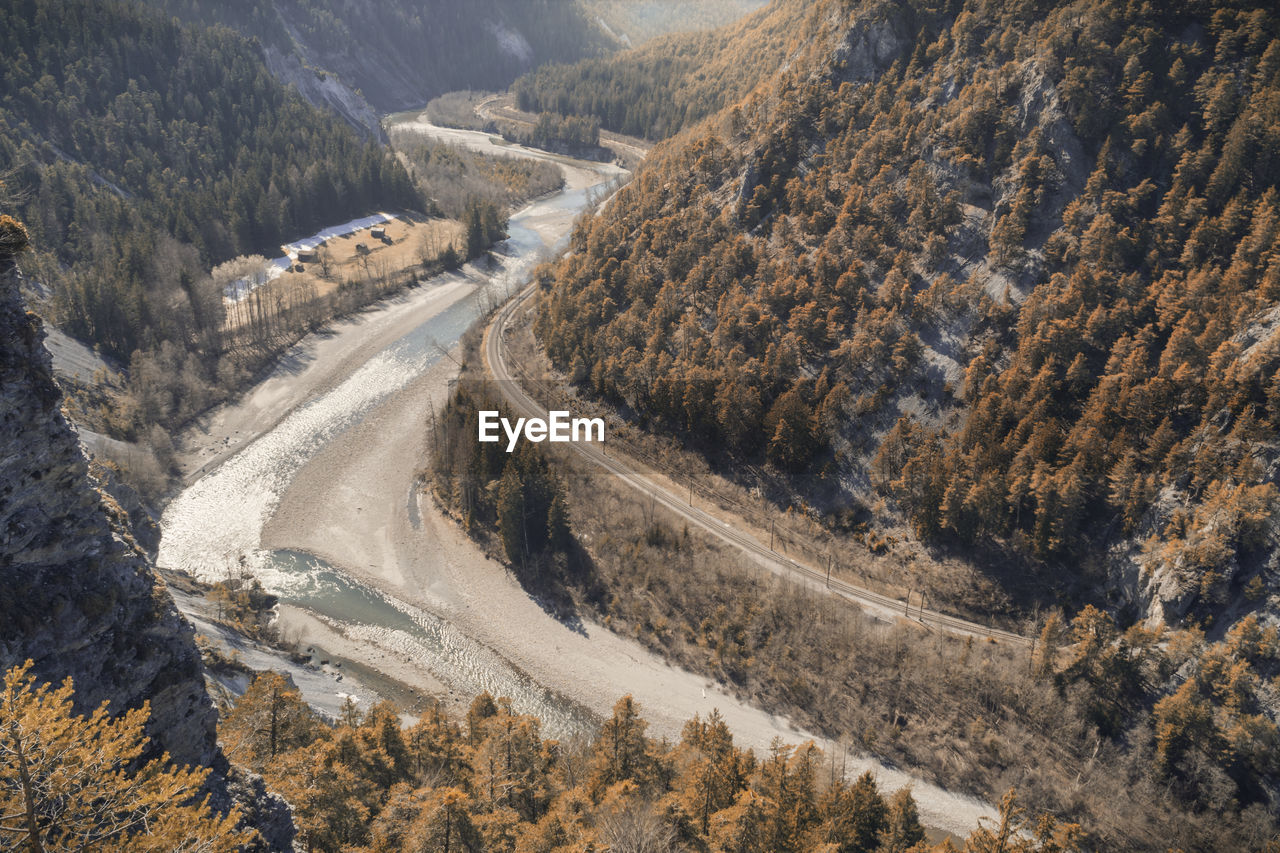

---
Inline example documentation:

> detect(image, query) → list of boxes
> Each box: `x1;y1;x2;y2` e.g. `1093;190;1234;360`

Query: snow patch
284;212;397;257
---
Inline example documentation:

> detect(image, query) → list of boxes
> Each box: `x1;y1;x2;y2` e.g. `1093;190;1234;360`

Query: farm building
370;226;386;239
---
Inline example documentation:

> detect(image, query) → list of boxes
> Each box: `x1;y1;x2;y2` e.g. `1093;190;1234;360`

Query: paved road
483;282;1031;647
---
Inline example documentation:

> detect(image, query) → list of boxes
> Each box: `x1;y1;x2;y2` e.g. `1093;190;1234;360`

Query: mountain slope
532;0;1280;840
0;0;427;458
147;0;614;128
581;0;767;46
513;0;825;140
539;0;1280;621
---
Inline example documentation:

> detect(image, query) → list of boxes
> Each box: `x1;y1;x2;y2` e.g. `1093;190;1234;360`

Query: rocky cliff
0;259;214;769
0;224;293;848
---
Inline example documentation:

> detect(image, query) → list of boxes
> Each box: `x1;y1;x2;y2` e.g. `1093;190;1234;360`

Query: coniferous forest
521;0;1280;843
1;0;419;364
4;0;1280;850
513;3;797;141
146;0;614;113
533;0;1280;612
2;659;1083;853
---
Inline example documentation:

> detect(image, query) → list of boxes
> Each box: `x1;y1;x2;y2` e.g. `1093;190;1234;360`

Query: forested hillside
513;0;817;140
539;0;1280;620
1;0;417;362
0;0;430;465
533;0;1280;840
147;0;614;119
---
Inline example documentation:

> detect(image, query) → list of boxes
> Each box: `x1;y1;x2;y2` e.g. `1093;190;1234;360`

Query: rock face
0;254;294;850
0;260;216;768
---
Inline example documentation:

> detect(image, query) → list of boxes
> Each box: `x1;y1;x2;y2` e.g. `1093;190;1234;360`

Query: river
157;116;994;836
160;119;622;738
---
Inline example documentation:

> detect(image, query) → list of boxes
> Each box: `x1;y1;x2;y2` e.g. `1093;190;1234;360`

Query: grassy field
224;214;465;333
281;214;462;300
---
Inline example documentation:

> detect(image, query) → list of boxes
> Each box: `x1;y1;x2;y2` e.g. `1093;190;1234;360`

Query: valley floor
162;116;996;837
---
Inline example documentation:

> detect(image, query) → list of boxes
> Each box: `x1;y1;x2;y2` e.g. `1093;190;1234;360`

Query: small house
370;226;386;240
296;249;318;263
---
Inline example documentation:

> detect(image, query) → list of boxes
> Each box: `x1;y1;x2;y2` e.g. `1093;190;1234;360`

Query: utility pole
826;553;832;588
769;519;775;551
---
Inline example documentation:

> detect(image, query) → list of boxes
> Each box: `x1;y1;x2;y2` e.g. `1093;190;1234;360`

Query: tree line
508;112;603;156
220;669;1081;852
9;634;1276;849
3;655;1098;851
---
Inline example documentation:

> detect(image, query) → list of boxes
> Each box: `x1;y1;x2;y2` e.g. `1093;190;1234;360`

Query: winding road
484;281;1030;647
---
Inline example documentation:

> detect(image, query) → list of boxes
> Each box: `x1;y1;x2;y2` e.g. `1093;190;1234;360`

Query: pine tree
1152;681;1217;777
710;788;772;853
547;488;572;553
589;696;656;799
1032;612;1065;679
404;787;482;853
356;701;413;791
220;672;322;771
466;692;500;748
407;701;469;786
963;789;1083;852
677;711;750;836
812;770;886;853
471;707;551;821
880;787;926;852
765;388;817;471
268;735;375;852
497;464;528;565
0;661;251;852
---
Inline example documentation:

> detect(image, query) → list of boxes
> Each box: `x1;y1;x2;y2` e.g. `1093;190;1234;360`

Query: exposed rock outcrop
0;258;215;768
0;249;295;849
